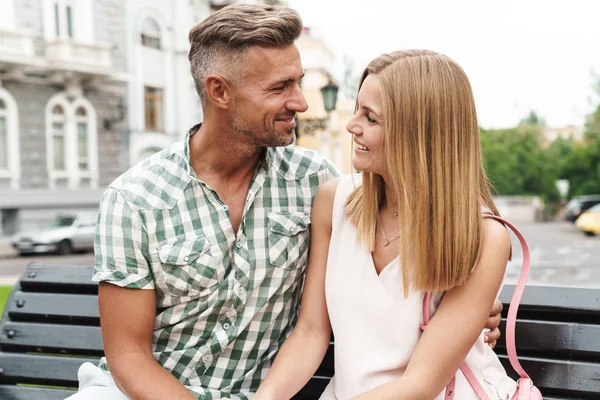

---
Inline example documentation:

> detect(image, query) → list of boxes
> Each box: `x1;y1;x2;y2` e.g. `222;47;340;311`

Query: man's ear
205;75;232;109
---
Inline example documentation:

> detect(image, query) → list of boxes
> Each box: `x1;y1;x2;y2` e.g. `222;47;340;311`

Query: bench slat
8;292;99;324
20;262;97;294
293;376;330;399
314;344;334;377
0;321;103;355
0;386;76;400
496;319;600;360
0;353;99;386
500;285;600;319
499;355;600;397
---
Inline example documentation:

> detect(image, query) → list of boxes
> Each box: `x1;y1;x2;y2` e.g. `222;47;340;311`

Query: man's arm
94;188;195;400
254;178;339;400
485;299;503;349
100;283;196;400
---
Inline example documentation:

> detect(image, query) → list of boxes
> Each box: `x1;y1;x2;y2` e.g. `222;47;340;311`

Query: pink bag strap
421;214;531;398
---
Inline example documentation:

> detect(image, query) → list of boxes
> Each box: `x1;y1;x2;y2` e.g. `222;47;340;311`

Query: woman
254;50;518;399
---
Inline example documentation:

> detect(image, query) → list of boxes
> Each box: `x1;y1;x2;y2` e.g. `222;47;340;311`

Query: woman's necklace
378;211;399;246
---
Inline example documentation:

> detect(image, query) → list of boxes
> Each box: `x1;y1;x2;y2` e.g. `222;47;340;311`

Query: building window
145;87;164;132
46;93;98;189
76;107;88;170
140;18;161;49
52;104;66;171
54;3;60;37
0;99;7;169
54;1;74;39
66;5;73;38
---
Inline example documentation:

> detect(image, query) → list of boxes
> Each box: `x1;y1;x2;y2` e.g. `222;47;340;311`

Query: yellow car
575;204;600;236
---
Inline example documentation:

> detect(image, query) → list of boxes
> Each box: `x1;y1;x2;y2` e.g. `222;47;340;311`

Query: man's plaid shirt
93;128;338;399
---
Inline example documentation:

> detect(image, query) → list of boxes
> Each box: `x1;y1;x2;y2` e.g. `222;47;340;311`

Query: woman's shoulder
316;174;361;199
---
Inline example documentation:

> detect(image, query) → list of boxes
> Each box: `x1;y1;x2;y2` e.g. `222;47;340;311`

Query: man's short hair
189;4;303;106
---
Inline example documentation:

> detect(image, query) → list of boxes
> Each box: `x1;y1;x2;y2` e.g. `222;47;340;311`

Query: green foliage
480;96;600;216
0;286;11;316
481;124;557;199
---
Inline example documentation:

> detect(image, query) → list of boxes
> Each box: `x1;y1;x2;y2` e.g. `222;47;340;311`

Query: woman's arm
351;218;511;400
254;178;339;400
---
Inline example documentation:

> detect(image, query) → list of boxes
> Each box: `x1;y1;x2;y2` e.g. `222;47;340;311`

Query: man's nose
287;85;309;113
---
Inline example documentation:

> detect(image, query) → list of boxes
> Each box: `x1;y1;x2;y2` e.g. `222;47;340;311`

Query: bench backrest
496;284;600;400
0;262;100;399
1;263;600;400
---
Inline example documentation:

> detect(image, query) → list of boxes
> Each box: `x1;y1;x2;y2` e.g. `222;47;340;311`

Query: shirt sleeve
320;157;341;181
92;187;155;289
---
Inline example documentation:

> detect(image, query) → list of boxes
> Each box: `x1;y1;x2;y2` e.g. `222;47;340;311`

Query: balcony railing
0;30;36;63
45;39;113;74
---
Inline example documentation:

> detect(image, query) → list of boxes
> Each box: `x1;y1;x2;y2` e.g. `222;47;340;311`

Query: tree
519;110;545;127
480;119;561;214
559;78;600;196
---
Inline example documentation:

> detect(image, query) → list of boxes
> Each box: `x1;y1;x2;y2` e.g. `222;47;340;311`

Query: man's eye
273;86;285;91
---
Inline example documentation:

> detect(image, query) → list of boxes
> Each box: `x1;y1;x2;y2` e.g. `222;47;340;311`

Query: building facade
126;0;285;165
124;0;209;166
0;0;291;235
295;27;354;174
0;0;127;234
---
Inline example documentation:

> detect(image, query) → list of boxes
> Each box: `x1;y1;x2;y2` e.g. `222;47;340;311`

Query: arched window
140;18;161;49
75;106;88;170
46;93;98;189
0;99;7;169
51;104;66;171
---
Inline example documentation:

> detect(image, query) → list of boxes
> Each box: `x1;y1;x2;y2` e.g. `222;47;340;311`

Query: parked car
575;203;600;236
11;212;97;256
564;195;600;222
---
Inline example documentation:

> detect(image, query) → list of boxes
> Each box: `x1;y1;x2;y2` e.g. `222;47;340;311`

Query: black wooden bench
0;263;599;399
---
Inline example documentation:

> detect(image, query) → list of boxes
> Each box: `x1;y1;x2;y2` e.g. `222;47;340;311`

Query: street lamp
320;79;339;113
319;79;340;168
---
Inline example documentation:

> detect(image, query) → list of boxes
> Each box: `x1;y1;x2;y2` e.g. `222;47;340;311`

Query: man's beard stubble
230;108;296;148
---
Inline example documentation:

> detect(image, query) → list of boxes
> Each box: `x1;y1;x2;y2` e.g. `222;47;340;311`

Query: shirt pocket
267;211;311;270
155;234;219;298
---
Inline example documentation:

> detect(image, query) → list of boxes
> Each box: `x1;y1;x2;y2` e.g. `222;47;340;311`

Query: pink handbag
421;215;543;399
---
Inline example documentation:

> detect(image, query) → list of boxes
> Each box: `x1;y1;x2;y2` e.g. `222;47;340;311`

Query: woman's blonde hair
345;50;499;295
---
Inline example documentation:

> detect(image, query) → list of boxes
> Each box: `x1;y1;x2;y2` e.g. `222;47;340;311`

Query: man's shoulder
107;141;191;211
269;144;339;181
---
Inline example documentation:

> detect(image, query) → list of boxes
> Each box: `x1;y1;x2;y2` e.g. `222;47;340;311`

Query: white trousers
64;362;129;400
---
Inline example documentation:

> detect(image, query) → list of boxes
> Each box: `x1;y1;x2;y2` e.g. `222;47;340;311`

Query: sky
287;0;600;129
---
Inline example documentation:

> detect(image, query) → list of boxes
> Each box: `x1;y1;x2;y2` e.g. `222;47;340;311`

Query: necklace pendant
382;239;389;246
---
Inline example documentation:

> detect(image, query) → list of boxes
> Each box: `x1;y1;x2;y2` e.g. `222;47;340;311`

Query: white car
11;212;97;256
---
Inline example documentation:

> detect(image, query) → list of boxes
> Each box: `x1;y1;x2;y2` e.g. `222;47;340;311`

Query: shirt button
183;256;190;262
223;204;229;211
235;241;242;249
288;226;296;233
223;322;230;329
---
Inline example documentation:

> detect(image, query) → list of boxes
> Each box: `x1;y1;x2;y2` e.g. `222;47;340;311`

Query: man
67;4;502;399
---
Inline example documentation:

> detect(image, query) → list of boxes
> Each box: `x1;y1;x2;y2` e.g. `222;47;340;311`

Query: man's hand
483;299;503;349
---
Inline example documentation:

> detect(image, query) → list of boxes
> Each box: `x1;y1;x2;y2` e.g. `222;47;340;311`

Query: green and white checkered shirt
93;127;338;399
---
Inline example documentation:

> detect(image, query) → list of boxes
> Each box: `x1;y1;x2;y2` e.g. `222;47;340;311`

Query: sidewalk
0;274;20;286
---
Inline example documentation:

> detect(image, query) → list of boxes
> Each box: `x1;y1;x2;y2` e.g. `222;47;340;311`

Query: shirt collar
184;123;271;180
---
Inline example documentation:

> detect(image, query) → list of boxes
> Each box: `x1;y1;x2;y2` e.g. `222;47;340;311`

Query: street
505;221;600;288
0;221;599;287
